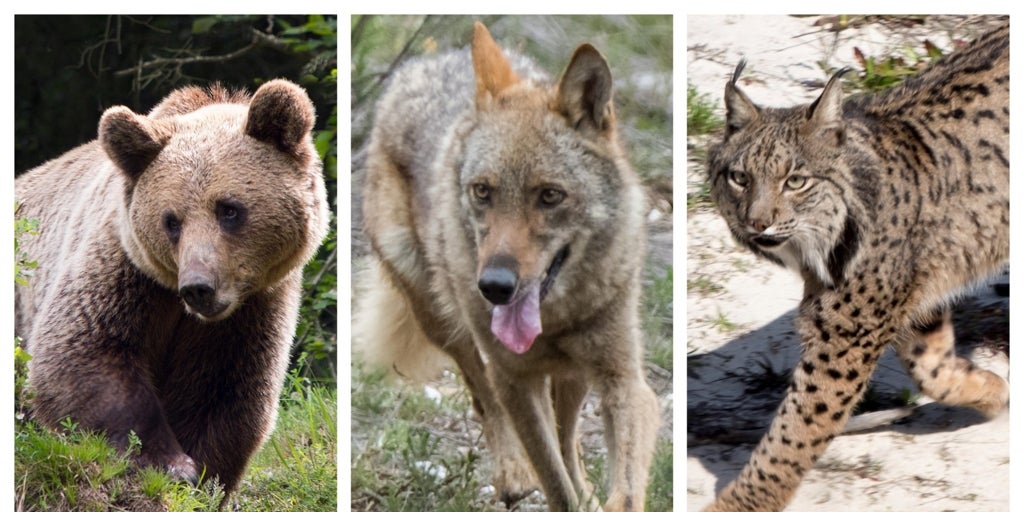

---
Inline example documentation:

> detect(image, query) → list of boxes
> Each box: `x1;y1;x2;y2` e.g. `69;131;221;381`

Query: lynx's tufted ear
245;79;316;156
100;106;168;180
723;59;760;135
472;21;521;109
555;43;614;135
806;68;850;146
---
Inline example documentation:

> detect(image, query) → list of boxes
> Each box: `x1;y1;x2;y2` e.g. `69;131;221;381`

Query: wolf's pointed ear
472;22;520;108
555;44;614;135
100;106;167;180
724;59;759;134
805;68;849;146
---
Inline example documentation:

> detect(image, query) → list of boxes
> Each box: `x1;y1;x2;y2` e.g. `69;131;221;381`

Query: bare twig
113;29;266;78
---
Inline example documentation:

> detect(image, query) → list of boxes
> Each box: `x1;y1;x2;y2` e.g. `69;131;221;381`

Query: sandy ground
686;15;1009;511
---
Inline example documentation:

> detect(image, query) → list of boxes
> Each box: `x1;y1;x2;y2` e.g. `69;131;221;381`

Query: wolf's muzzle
478;255;519;305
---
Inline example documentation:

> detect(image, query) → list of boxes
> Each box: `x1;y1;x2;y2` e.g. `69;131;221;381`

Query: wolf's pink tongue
490;285;542;354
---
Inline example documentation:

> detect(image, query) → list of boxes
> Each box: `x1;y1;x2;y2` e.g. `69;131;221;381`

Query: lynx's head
708;61;871;287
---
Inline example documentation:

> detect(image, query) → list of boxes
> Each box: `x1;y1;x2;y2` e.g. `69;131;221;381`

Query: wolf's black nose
478;266;517;305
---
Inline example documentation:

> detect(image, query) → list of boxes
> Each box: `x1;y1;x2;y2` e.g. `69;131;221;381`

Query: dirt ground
686;15;1010;511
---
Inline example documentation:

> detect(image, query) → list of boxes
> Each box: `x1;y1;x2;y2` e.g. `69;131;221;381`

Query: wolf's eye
471;183;491;203
784;175;808;190
729;170;749;188
162;211;182;243
539;188;566;207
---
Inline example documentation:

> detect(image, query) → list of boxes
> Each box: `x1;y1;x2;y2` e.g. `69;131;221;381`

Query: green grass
233;374;338;510
708;310;739;333
352;364;488;511
687;177;714;212
644;266;674;371
687;83;723;136
14;372;336;511
352;361;673;510
687;276;724;296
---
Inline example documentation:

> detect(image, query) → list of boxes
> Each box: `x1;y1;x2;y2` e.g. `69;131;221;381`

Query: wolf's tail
352;260;451;381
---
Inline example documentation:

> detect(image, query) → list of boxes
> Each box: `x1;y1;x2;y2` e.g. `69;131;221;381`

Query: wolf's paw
493;453;538;506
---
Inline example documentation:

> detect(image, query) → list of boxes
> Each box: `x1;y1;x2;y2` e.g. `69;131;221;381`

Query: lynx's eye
539;188;566;207
471;183;491;204
729;170;750;188
784;175;809;190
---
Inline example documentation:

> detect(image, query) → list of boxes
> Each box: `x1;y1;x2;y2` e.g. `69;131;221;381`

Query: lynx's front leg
706;291;894;512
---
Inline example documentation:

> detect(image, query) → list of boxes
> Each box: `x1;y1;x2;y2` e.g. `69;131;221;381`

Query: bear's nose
179;281;216;311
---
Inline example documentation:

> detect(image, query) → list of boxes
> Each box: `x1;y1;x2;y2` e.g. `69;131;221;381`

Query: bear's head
99;80;330;321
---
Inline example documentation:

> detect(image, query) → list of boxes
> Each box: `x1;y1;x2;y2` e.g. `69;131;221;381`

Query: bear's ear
554;44;614;136
100;106;167;179
245;79;316;156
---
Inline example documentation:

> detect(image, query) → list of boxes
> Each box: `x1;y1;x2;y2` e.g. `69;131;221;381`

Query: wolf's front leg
443;337;539;504
491;369;583;511
553;374;596;505
595;366;659;512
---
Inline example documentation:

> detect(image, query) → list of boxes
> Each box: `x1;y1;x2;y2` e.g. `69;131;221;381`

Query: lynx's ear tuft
723;59;760;135
806;68;850;147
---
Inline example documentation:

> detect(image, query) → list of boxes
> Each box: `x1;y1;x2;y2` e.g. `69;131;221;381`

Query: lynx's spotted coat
705;23;1009;511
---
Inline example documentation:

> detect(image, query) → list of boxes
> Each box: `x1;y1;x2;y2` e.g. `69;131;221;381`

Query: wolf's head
459;22;639;354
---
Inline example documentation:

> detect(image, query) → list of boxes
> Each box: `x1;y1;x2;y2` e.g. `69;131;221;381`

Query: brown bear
14;79;329;495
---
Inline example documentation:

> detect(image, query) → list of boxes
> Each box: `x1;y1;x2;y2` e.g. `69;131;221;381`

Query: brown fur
15;79;329;497
356;22;659;511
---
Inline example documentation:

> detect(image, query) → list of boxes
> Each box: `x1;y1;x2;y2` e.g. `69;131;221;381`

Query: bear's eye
162;211;181;243
216;201;247;233
538;188;566;207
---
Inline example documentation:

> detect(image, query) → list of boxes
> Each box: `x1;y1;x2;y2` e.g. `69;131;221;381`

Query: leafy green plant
15;202;38;287
845;40;944;92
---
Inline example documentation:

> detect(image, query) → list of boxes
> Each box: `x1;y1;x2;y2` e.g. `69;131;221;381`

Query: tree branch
113;28;284;77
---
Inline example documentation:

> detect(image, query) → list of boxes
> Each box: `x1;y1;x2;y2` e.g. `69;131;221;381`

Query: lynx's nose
478;258;518;305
